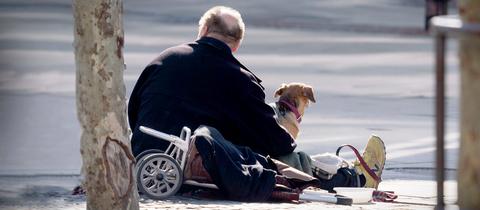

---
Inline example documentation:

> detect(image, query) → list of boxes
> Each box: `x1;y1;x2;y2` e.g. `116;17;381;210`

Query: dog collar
279;99;302;123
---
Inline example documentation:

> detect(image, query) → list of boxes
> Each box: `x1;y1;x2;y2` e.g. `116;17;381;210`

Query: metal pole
430;13;480;210
434;1;447;209
435;32;446;210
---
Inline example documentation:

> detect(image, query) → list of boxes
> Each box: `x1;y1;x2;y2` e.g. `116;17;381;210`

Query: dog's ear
274;83;288;98
303;86;316;103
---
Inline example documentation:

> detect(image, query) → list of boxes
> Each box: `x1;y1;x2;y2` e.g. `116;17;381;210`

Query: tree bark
458;0;480;209
73;0;139;209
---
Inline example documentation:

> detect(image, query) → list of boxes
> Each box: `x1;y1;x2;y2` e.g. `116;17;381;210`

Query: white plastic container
333;187;375;204
310;153;350;179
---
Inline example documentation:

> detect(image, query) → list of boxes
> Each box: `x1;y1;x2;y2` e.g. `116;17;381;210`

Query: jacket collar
197;36;232;54
196;37;264;89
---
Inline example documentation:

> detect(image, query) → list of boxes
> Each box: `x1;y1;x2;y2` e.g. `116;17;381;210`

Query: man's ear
198;26;208;38
231;40;240;52
303;86;316;103
274;83;288;98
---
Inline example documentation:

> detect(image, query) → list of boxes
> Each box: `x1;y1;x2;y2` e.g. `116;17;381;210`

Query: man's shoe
335;135;386;189
353;135;386;189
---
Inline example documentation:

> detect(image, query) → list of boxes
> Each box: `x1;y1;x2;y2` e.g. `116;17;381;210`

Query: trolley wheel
135;149;164;163
136;153;183;200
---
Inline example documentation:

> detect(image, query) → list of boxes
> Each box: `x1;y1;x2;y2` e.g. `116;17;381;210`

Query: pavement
0;175;458;210
140;180;459;210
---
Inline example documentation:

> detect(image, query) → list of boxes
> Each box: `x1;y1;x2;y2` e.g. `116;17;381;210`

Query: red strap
336;144;381;182
279;99;302;123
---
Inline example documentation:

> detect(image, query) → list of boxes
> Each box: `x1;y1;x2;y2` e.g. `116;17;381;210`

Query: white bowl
333;187;375;204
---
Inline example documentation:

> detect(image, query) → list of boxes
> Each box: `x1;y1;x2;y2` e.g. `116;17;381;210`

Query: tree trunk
457;0;480;209
73;0;139;209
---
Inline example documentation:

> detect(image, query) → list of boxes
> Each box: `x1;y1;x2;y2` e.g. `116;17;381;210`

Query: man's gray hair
198;6;245;43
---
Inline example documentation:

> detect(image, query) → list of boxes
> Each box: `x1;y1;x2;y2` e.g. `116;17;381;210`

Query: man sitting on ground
128;6;385;197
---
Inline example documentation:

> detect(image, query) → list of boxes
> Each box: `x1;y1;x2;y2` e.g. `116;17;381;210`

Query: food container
333;187;375;204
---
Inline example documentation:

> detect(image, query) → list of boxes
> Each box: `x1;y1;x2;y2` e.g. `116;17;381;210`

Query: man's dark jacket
128;37;296;157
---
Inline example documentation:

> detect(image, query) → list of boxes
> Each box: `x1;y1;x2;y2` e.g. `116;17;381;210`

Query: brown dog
270;82;316;139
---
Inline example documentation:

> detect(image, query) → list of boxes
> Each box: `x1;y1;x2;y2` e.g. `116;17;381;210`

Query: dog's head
274;82;316;116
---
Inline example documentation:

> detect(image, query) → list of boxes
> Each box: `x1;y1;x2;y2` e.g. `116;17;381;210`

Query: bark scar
95;2;114;37
102;136;135;200
116;36;124;59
